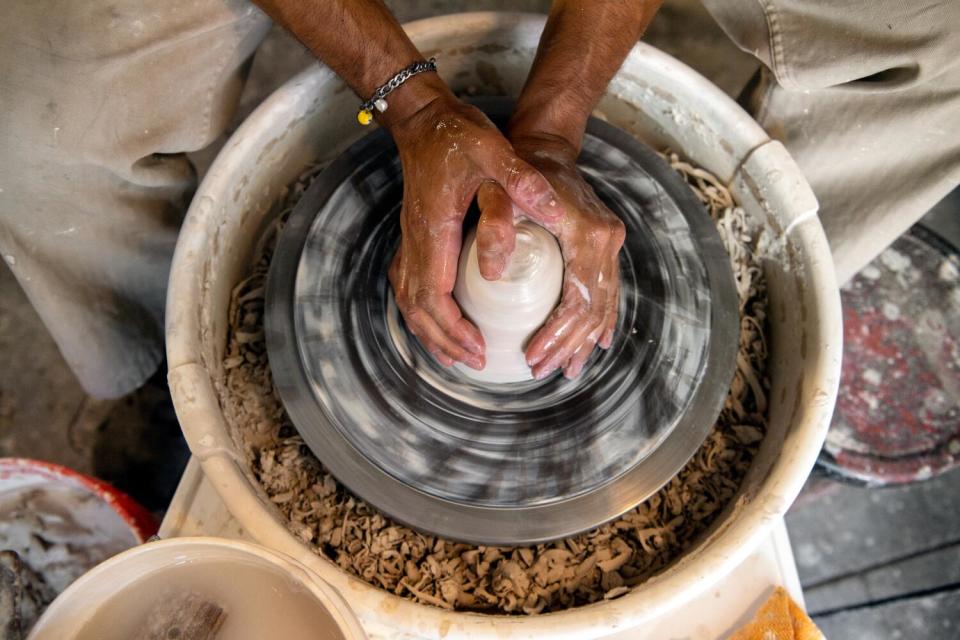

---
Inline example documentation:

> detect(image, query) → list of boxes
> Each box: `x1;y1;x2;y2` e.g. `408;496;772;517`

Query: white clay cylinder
453;220;563;383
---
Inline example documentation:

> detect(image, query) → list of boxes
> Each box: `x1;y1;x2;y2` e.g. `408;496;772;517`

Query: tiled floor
1;1;957;638
788;468;960;636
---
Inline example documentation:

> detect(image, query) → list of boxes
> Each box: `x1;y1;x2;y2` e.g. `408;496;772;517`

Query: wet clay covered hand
466;0;655;379
252;1;567;373
255;0;653;378
476;134;625;379
386;93;565;371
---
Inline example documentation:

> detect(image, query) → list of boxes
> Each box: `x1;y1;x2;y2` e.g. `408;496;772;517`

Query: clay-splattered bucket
28;538;367;640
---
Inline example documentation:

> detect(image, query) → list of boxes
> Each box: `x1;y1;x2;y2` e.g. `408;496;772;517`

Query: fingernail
534;366;554;380
467;341;483;355
480;255;505;280
465;355;485;370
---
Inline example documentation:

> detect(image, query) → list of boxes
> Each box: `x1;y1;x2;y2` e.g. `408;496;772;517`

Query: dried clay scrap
217;153;771;615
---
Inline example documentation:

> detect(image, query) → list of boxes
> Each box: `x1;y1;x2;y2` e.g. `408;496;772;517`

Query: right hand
474;133;626;380
386;91;565;370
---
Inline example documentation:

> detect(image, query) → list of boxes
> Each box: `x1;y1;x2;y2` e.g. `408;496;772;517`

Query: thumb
483;146;565;226
476;183;517;280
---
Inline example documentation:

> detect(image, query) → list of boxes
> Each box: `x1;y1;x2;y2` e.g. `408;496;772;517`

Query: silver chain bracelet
357;57;437;125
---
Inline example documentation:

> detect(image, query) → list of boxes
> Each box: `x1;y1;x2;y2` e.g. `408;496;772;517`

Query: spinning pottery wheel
266;100;738;545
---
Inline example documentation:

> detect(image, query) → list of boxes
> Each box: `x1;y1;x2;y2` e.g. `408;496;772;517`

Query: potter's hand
477;134;624;379
387;93;565;369
464;0;654;379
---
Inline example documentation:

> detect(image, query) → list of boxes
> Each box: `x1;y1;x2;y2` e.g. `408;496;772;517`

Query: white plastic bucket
28;537;367;640
165;12;842;639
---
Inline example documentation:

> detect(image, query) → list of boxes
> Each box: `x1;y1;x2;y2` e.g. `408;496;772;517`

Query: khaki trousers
0;1;270;397
703;0;960;281
1;2;958;397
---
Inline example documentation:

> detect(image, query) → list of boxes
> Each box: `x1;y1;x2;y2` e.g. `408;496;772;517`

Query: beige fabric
702;0;960;283
2;1;959;396
0;1;270;397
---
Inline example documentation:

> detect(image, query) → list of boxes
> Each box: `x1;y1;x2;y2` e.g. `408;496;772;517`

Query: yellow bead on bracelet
357;58;437;127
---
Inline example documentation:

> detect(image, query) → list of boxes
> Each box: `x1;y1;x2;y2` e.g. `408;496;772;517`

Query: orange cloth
729;587;825;640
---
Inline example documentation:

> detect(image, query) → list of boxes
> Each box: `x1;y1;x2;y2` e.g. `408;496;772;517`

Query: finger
423;291;485;357
388;246;407;307
527;270;609;377
480;145;565;226
430;348;455;368
476;183;517;280
407;304;485;370
599;255;621;349
410;212;486;357
599;319;616;350
525;270;596;365
532;316;601;380
525;294;588;374
400;315;453;367
525;306;580;368
564;342;595;380
418;333;459;369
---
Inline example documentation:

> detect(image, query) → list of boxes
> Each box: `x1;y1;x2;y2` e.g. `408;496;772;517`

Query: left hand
476;133;625;380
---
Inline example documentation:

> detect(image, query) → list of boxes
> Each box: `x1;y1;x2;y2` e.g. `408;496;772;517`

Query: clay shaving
216;152;769;614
